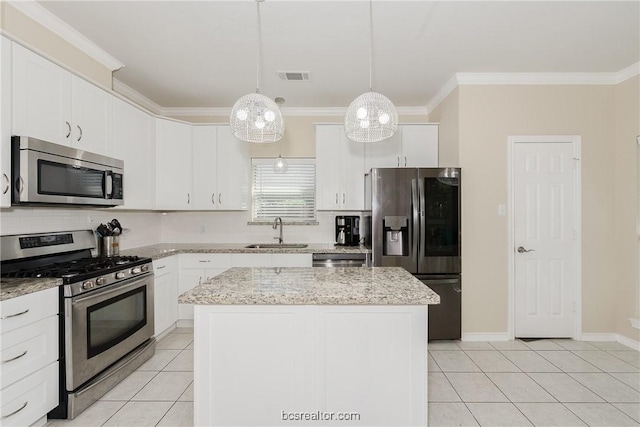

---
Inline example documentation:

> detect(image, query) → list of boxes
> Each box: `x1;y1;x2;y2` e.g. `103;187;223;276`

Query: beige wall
428;87;459;167
614;75;640;342
0;3;112;88
457;85;618;335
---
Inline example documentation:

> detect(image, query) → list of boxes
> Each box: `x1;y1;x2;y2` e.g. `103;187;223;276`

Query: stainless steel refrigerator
363;168;461;340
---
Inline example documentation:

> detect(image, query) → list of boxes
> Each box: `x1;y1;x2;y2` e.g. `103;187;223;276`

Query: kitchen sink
245;243;308;249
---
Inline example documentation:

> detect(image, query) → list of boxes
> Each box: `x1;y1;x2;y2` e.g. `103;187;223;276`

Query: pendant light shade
344;0;397;143
231;93;283;143
230;0;283;143
273;154;288;173
344;91;398;143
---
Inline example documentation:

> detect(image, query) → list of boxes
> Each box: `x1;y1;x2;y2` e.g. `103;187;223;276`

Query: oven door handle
104;170;113;199
71;273;152;305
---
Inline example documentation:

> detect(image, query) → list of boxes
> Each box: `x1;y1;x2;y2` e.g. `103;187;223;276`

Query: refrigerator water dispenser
383;216;408;256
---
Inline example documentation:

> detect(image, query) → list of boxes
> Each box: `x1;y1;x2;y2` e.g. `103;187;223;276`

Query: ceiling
38;1;640;109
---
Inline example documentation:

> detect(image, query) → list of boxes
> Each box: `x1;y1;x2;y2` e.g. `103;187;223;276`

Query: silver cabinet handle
1;401;28;419
517;246;535;253
77;125;82;142
16;177;24;194
156;265;166;270
2;350;27;364
198;260;211;263
2;173;8;194
404;156;407;167
397;156;400;167
0;308;29;319
219;194;222;204
65;121;71;138
187;193;190;204
335;193;338;204
211;193;215;205
342;193;345;204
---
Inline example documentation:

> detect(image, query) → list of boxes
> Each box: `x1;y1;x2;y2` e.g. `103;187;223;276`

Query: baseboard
177;319;194;328
615;334;640;351
578;332;618;341
462;332;509;342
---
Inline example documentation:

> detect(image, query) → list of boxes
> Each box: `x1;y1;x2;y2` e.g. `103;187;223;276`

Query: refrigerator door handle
411;178;419;264
418;178;426;265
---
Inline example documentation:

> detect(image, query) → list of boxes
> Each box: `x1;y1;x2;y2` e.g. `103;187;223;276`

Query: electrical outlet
498;204;506;216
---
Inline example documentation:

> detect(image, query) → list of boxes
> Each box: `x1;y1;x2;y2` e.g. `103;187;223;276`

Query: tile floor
46;331;640;426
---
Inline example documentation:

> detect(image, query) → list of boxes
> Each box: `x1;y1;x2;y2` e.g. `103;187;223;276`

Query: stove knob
131;267;142;275
82;281;95;290
96;277;108;286
141;265;149;272
115;272;126;279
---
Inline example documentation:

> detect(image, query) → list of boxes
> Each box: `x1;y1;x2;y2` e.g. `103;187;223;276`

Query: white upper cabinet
1;37;12;208
364;124;438;170
12;43;113;156
12;43;72;146
215;126;249;210
113;97;155;210
192;126;217;210
316;124;365;211
192;125;249;211
155;118;193;210
71;76;113;155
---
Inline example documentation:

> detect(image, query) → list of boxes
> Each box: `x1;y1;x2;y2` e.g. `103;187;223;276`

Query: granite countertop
121;243;370;260
0;277;62;301
179;267;440;306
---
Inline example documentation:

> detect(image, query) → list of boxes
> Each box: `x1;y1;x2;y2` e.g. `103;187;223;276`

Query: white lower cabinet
194;305;427;426
0;287;59;427
153;256;179;336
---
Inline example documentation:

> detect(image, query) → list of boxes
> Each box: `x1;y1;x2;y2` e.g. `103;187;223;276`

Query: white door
215;126;249;210
365;128;402;170
71;76;113;155
315;125;341;210
340;126;366;210
513;140;578;338
1;37;12;207
155;118;193;210
402;124;439;168
192;126;217;210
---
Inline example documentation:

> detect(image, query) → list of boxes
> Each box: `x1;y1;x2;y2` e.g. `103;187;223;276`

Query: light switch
498;204;506;216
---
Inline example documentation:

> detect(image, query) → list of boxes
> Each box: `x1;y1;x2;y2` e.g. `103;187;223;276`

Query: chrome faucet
272;217;283;244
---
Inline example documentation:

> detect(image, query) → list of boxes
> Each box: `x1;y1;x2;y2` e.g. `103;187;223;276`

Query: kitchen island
179;267;439;426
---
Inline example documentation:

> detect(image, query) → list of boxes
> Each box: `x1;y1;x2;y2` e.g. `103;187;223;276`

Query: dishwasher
312;253;370;267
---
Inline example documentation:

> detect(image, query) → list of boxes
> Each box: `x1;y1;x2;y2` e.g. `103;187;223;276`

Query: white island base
194;304;428;426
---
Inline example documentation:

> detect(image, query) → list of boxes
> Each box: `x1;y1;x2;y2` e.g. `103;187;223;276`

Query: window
252;158;316;221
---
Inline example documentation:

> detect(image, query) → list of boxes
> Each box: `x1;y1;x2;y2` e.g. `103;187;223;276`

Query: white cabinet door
215;126;249;210
155;118;193;210
113;98;155;209
316;125;365;210
340;129;365;210
12;43;72;145
365;128;402;170
178;269;204;320
1;37;11;207
192;126;217;210
401;124;438;167
153;256;178;336
71;76;113;156
315;125;341;210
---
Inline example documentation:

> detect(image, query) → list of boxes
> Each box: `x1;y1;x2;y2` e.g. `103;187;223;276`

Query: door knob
517;246;535;253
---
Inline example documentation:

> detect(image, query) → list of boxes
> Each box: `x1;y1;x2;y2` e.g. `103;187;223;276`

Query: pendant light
344;0;398;143
271;98;288;173
230;0;283;143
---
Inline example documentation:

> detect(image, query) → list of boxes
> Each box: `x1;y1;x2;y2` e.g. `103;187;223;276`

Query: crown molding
455;72;620;85
614;62;640;84
8;1;124;72
112;79;163;115
161;105;428;117
425;75;459;116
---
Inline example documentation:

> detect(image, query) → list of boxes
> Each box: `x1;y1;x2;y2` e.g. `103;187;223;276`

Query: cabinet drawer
0;287;58;334
153;255;178;274
0;362;58;427
180;253;232;269
272;254;313;267
1;316;58;387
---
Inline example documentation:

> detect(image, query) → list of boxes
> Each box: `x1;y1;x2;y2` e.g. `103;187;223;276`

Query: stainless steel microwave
11;136;124;206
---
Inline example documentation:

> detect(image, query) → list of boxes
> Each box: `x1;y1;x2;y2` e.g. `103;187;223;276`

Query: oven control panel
69;261;154;297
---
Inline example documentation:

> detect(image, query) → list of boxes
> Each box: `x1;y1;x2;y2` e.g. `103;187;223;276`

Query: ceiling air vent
277;71;311;81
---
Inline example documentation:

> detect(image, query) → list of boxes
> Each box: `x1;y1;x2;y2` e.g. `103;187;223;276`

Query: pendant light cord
368;0;373;92
256;0;262;94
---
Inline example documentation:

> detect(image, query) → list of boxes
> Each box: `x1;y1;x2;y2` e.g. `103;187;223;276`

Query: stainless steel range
0;230;155;419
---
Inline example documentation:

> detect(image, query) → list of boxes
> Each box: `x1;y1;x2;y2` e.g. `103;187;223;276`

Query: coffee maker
335;215;360;246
